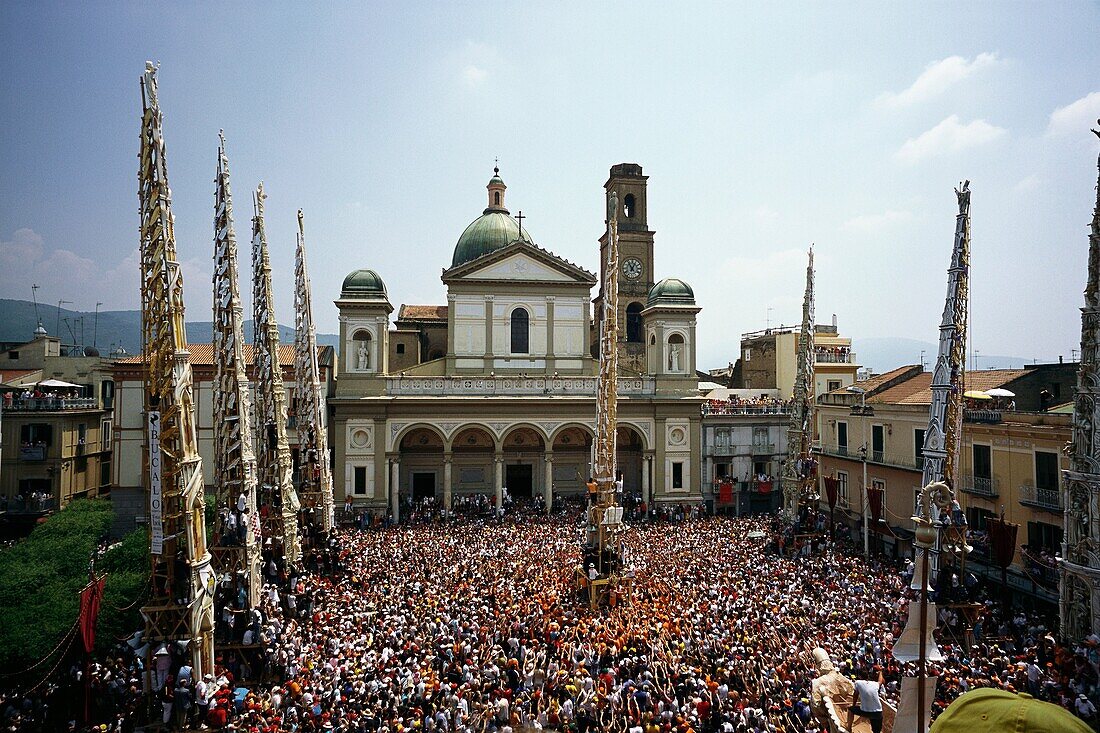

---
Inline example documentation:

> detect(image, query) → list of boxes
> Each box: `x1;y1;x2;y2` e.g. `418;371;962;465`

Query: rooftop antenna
30;284;45;333
62;317;77;347
55;300;71;341
92;302;102;349
766;306;774;330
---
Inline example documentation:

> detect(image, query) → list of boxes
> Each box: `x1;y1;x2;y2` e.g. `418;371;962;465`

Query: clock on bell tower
593;163;655;372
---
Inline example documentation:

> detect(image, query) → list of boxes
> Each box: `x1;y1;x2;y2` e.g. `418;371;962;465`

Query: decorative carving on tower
1060;123;1100;641
252;183;301;566
294;210;335;532
210;132;261;608
782;248;816;517
137;62;215;678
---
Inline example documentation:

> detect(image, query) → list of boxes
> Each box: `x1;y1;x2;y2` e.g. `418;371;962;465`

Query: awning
37;378;82;388
984;388;1015;398
963;391;993;400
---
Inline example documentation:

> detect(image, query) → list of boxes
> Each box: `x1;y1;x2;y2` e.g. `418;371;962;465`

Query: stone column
494;453;504;512
545;296;556;374
544;451;554;514
642;453;651;506
389;456;400;524
484;295;494;366
443;453;453;511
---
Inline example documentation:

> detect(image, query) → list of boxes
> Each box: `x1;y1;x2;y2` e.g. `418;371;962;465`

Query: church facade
330;164;702;518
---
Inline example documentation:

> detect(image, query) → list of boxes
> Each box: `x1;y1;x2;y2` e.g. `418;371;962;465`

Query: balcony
872;449;885;463
18;445;47;461
1019;484;1063;511
814;349;855;364
702;402;791;416
385;375;655;397
4;397;97;411
964;409;1002;424
960;475;999;497
752;443;777;456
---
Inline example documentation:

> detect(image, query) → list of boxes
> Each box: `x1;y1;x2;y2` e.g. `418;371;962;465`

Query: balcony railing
752;443;777;455
961;475;999;497
18;445;47;461
3;397;97;411
385;375;655;397
814;350;855;364
964;409;1003;424
872;449;885;463
702;403;791;416
1019;484;1063;511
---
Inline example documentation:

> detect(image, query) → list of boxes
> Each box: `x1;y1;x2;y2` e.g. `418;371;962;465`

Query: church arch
623;193;635;219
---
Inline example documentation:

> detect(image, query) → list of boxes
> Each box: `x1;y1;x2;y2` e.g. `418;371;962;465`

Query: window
914;428;925;465
966;507;993;531
20;423;53;446
626;302;643;343
914;488;923;515
872;425;885;462
1035;451;1059;491
743;348;752;362
100;459;111;487
353;466;367;495
1027;521;1063;553
396;343;406;355
510;308;530;354
837;421;848;454
672;462;684;489
837;471;849;506
715;463;729;479
623;193;635;218
827;379;842;392
973;444;991;480
667;333;685;372
8;351;18;359
101;420;111;444
494;191;501;206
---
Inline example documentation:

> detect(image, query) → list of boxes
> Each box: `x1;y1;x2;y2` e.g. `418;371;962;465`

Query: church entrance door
412;472;436;501
505;464;533;498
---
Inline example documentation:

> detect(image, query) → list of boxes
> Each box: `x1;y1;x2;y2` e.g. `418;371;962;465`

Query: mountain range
853;336;1037;374
0;299;339;354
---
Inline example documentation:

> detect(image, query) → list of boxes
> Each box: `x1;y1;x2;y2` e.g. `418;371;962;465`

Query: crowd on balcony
814;346;851;364
0;490;53;513
701;396;791;415
2;386;90;410
8;505;1100;732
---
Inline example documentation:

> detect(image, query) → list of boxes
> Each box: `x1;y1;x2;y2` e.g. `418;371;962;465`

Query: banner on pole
79;575;106;653
147;411;163;555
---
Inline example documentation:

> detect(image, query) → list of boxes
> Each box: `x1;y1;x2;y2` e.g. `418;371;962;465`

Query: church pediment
443;241;596;285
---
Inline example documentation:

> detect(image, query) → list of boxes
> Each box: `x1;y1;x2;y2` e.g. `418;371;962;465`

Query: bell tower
593;163;655;373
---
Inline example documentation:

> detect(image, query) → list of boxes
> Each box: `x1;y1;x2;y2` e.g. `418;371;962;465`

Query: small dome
451;212;533;268
648;277;695;305
341;269;387;298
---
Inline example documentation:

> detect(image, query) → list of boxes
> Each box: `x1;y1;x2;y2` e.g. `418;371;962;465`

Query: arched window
667;333;685;372
494;191;501;206
626;302;643;343
623;194;635;218
352;329;372;370
510;308;530;354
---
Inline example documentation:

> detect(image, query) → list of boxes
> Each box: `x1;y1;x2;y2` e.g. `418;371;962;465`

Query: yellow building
740;319;859;399
817;363;1075;603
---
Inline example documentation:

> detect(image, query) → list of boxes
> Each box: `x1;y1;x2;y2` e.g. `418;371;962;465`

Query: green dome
648;277;695;305
341;269;387;298
451;212;534;268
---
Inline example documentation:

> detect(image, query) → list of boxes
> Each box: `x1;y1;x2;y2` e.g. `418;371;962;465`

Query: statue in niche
357;342;369;370
669;343;681;372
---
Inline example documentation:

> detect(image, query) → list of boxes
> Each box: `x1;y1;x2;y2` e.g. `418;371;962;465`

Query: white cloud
0;230;205;312
462;65;487;87
875;53;1001;109
842;210;914;234
1013;175;1042;193
895;115;1008;163
1046;91;1100;137
458;41;501;88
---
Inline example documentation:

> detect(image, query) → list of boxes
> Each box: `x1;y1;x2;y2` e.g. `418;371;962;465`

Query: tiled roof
859;368;1028;406
0;369;42;385
398;305;449;321
119;343;300;365
823;365;919;397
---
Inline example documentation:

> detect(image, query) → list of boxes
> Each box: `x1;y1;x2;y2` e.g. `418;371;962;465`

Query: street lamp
847;385;872;557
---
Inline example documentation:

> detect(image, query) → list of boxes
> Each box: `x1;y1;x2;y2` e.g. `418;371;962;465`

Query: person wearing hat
930;688;1092;732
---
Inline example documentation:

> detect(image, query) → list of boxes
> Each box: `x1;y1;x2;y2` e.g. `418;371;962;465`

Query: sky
1;2;1098;371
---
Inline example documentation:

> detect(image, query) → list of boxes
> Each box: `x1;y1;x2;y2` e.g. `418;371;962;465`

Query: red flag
758;480;772;494
868;485;884;523
824;477;838;510
987;517;1019;569
79;576;106;654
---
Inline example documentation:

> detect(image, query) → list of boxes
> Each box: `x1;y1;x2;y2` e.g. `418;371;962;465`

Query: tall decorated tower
1061;125;1100;641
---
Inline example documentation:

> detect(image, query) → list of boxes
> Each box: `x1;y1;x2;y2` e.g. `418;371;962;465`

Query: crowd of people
701;396;792;416
4;504;1100;732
